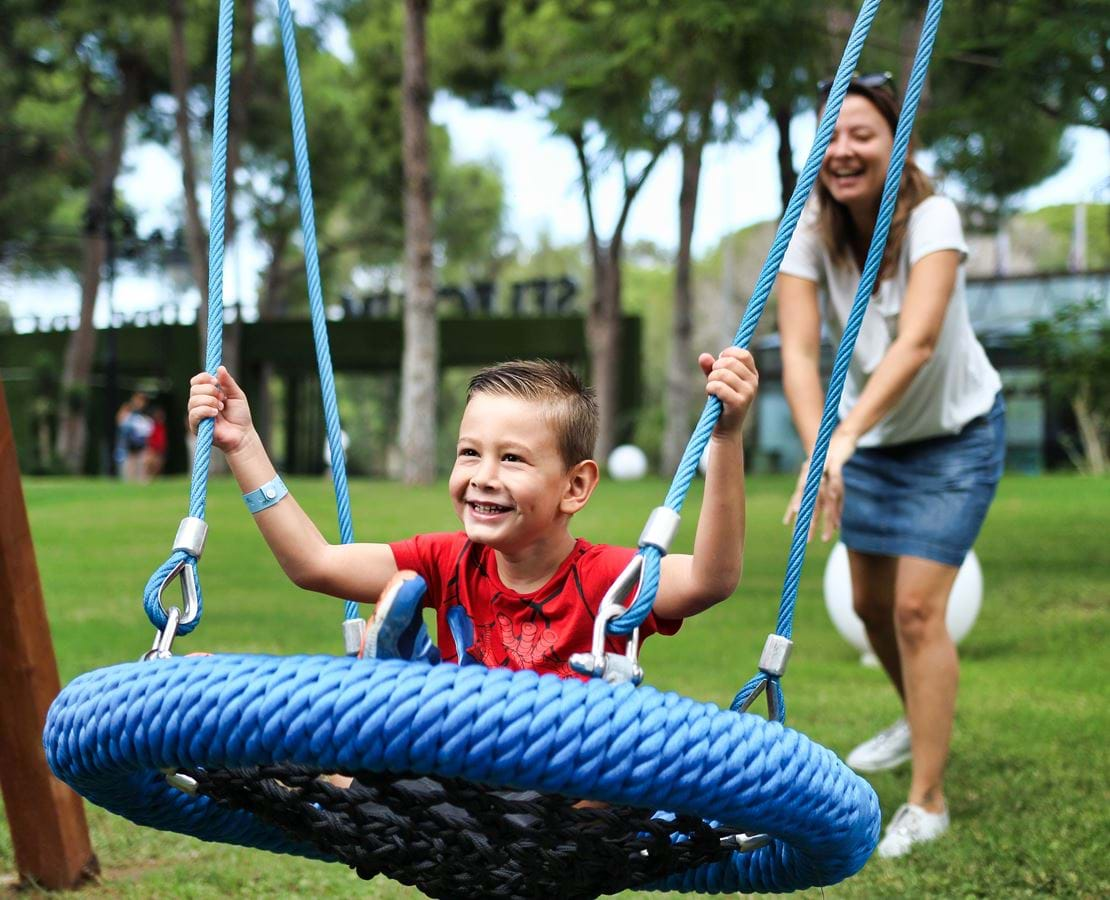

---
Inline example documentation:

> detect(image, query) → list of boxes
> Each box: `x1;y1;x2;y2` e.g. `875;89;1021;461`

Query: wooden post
0;377;99;889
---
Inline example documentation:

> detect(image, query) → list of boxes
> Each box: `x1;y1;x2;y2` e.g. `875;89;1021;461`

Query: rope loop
142;550;204;636
730;673;786;723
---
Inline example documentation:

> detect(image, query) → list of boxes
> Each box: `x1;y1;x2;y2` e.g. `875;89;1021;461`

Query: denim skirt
840;393;1006;567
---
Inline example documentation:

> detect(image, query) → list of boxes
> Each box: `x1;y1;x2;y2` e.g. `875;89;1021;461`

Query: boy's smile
450;393;579;562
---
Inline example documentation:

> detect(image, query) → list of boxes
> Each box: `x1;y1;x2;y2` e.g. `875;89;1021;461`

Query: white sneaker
846;718;911;772
876;803;949;858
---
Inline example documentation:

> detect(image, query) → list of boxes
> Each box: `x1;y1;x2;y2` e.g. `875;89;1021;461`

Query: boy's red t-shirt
389;532;681;679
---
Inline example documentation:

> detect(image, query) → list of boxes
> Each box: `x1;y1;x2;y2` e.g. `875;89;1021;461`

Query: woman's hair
467;359;598;467
816;81;934;283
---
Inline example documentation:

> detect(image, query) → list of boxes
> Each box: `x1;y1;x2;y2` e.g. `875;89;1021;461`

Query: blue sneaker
362;572;440;664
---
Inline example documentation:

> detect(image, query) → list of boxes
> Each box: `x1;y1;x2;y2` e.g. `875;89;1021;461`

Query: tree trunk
1072;381;1107;475
397;0;438;484
570;131;665;463
56;76;137;473
55;229;107;472
897;5;927;109
587;249;623;464
225;0;255;247
661;121;707;475
773;101;797;215
259;232;291;319
169;0;210;315
217;0;253;391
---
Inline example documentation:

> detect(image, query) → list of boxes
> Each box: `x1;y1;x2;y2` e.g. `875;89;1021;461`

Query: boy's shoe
361;571;439;664
875;803;949;858
846;718;911;772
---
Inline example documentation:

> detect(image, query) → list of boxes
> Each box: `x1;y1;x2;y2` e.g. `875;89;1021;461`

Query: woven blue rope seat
46;654;880;895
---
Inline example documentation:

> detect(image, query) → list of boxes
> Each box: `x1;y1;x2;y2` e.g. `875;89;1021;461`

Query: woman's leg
893;555;960;812
848;550;902;698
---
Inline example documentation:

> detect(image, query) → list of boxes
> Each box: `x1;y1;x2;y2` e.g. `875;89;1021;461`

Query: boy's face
450;392;578;554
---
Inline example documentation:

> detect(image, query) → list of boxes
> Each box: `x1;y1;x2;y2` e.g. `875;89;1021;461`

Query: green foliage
1015;203;1110;271
920;0;1098;212
3;474;1108;896
436;159;509;282
1023;298;1109;472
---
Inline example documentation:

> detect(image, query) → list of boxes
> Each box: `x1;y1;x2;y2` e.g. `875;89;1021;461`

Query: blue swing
44;0;946;894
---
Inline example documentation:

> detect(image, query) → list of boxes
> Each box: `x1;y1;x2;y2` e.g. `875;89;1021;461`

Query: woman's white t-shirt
779;195;1001;447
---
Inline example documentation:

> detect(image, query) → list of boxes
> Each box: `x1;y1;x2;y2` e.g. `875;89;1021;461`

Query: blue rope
731;0;945;716
46;654;880;892
276;0;360;623
612;0;946;727
143;0;361;633
608;0;882;639
143;0;235;635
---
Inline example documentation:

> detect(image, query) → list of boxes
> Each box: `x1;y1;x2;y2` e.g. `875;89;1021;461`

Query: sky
4;93;1108;329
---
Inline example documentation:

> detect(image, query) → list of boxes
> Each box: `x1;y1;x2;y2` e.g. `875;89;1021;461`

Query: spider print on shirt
471;615;575;678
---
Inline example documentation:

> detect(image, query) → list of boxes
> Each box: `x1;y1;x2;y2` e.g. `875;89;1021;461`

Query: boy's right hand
188;366;254;455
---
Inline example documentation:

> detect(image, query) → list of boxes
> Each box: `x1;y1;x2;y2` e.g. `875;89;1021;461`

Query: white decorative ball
607;444;649;481
823;542;982;654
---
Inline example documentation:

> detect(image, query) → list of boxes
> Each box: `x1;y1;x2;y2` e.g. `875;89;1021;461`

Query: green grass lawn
3;473;1108;898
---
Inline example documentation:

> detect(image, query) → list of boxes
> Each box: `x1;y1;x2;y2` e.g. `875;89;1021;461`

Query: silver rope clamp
173;516;208;558
738;634;794;721
638;507;681;554
569;555;644;685
343;618;366;657
758;634;793;677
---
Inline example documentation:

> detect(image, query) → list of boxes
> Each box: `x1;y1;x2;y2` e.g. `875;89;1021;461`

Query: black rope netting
190;766;743;899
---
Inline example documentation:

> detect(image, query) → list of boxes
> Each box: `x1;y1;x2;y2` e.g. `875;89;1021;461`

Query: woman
777;74;1005;859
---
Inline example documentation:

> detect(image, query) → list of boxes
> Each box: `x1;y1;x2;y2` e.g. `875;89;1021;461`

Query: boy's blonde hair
466;360;598;468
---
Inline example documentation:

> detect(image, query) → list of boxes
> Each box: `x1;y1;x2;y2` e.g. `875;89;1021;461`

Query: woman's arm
834;249;960;442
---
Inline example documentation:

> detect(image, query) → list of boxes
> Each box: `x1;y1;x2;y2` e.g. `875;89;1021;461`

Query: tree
0;0;77;265
918;1;1088;220
506;0;676;460
45;4;169;471
650;0;769;474
398;0;439;484
1025;299;1109;475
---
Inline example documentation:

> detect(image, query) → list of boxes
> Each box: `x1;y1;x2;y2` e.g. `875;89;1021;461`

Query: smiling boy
188;351;757;677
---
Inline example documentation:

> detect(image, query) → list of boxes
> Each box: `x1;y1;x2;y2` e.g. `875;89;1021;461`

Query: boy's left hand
700;347;758;437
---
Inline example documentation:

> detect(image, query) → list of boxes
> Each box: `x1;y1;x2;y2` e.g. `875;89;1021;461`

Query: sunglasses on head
816;71;896;97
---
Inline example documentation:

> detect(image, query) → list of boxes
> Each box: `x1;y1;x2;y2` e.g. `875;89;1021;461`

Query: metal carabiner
154;557;201;627
142;559;201;661
142;605;182;661
569;554;644;685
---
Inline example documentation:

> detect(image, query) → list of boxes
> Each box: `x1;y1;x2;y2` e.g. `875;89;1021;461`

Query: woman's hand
818;427;858;541
188;366;255;455
783;426;858;542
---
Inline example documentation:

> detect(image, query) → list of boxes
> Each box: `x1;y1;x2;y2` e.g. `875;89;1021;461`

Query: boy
188;350;757;677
